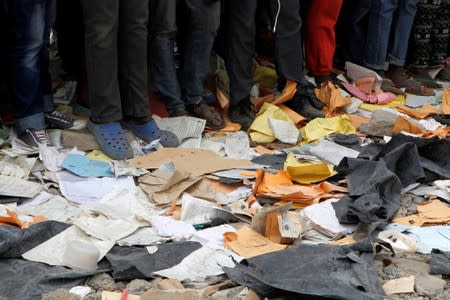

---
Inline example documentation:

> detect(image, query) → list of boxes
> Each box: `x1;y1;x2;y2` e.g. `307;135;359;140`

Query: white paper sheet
0;175;41;198
16;195;82;222
74;215;139;242
56;171;135;203
301;199;357;237
150;216;196;241
225;131;250;159
0;156;36;179
22;226;114;267
117;227;170;246
153;115;205;144
153;246;235;282
268;118;300;144
302;139;360;166
180;193;216;225
191;224;236;250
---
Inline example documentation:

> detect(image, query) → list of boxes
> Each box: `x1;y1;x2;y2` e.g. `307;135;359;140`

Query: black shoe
45;110;74;129
186;101;225;130
229;97;255;132
19;129;50;147
315;73;342;87
295;83;325;111
169;108;189;117
286;95;325;121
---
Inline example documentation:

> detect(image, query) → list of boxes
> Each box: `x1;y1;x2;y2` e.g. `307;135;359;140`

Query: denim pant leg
149;0;185;113
41;0;56;113
180;0;220;106
364;0;398;70
4;0;48;134
226;0;258;105
387;0;418;66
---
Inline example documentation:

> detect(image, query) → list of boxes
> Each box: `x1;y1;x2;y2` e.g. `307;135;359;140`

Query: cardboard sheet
315;82;352;116
392;116;424;135
442;89;450;114
396;104;442;119
223;226;287;258
129;148;252;176
393;200;450;226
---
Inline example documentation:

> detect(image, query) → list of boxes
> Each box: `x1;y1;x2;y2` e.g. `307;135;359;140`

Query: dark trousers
81;0;150;124
226;0;304;105
3;0;55;134
148;0;220;114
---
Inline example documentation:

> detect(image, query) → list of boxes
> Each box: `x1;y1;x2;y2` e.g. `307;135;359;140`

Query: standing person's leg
120;0;178;147
385;0;438;90
4;0;49;146
363;0;398;73
149;0;186;117
226;0;258;131
81;0;121;124
81;0;134;160
305;0;343;85
431;0;450;65
41;0;75;128
180;0;225;130
268;0;304;84
268;0;324;120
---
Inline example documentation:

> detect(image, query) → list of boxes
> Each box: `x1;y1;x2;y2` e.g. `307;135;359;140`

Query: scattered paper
153;115;205;144
300;115;355;144
69;286;91;298
39;145;67;172
301;139;359;166
62;153;114;177
74;215;140;242
284;153;336;184
56;171;135;203
225;131;250;159
117;227;169;246
268;118;300;144
180;193;216;226
383;276;415;295
153;246;235;282
16;195;82;222
111;160;149;177
22;225;114;267
224;226;287;258
393;200;450;226
0;175;41;198
0;156;36;179
191;224;236;250
150;216;196;241
301;199;356;237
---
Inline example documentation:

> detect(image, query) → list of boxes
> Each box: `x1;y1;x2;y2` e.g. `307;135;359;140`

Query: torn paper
0;175;41;198
268;118;300;144
180;193;216;226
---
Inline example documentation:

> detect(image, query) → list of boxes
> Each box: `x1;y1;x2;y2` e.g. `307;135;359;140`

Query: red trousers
305;0;343;77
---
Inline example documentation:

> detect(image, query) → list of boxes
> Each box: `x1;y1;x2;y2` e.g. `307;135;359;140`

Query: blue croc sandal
122;120;180;148
88;121;133;160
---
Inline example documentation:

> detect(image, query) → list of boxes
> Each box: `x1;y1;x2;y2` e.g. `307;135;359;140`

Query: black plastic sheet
0;221;70;258
224;242;386;300
430;249;450;276
105;241;202;280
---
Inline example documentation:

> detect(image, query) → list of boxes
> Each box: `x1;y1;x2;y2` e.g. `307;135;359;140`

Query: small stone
41;289;80;300
415;274;446;296
126;279;153;295
86;274;116;290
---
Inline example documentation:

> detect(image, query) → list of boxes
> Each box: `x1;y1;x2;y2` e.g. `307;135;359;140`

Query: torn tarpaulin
0;258;111;300
105;241;202;280
0;221;70;258
430;249;450;276
332;138;430;226
375;134;450;179
224;242;386;300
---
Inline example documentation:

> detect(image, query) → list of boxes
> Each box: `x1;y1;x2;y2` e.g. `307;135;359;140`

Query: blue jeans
364;0;418;69
149;0;220;113
3;0;55;134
